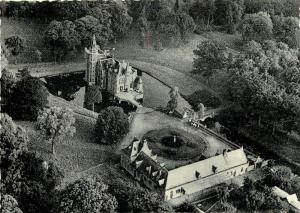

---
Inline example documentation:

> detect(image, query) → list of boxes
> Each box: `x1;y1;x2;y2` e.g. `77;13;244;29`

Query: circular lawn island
142;128;207;161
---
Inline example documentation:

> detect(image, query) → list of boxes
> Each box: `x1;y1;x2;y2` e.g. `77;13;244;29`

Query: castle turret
85;35;100;85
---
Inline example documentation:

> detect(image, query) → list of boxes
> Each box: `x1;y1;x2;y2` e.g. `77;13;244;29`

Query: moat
44;71;190;112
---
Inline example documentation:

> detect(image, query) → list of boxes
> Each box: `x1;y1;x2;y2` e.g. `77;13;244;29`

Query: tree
44;20;80;62
0;114;63;213
155;8;194;47
265;166;295;193
50;1;90;21
2;151;63;213
4;35;25;56
84;85;102;111
167;86;179;113
214;0;244;33
1;194;23;213
155;9;181;47
146;0;168;21
128;0;150;22
0;113;28;171
74;15;113;49
227;40;300;132
273;15;299;48
189;0;216;26
37;106;76;156
0;114;28;199
1;69;16;99
193;39;230;77
95;106;129;144
175;10;195;42
105;1;132;42
244;0;300;17
108;178;173;213
137;7;149;48
59;177;118;213
240;12;273;42
8;77;49;120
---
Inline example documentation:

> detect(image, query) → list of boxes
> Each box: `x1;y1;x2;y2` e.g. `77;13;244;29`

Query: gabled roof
135;151;168;189
165;148;248;189
272;186;300;210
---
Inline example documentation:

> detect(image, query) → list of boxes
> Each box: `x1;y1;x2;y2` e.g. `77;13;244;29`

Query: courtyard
119;107;232;161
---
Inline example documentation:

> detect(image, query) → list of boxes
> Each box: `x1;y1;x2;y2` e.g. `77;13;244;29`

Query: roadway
7;62;85;78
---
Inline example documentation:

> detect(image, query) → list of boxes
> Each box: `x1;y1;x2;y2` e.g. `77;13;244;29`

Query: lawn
2;17;52;63
15;113;118;186
143;128;207;161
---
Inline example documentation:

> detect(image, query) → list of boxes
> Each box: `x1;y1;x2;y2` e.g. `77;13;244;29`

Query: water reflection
44;72;172;113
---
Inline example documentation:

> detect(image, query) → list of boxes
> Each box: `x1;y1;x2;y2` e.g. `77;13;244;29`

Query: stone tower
85;35;102;85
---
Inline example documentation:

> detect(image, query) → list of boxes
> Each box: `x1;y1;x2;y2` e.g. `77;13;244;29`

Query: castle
85;35;143;105
121;138;267;202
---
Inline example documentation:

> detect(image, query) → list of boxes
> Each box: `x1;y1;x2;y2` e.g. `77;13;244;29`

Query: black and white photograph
1;0;300;212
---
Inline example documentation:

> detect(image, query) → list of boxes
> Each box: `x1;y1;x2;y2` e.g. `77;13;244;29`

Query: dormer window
212;165;218;173
195;171;200;179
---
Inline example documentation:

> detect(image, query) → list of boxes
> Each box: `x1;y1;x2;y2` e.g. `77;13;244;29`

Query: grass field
15;113;120;186
2;17;52;63
2;17;239;92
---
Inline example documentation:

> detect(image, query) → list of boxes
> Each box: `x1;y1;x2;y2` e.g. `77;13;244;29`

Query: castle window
241;167;243;172
170;191;173;198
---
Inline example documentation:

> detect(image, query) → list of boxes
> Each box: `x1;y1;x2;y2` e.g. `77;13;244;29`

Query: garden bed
142;128;207;161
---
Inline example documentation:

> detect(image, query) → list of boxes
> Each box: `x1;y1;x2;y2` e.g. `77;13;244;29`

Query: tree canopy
8;77;49;120
59;177;118;213
167;86;179;113
1;69;16;99
44;20;80;61
1;194;23;213
240;12;273;42
44;2;132;57
37;107;76;155
272;15;300;48
0;113;28;174
5;36;26;56
228;40;300;132
193;39;231;77
0;114;63;213
189;0;216;25
108;178;173;213
95;106;129;144
155;8;195;47
215;0;244;33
